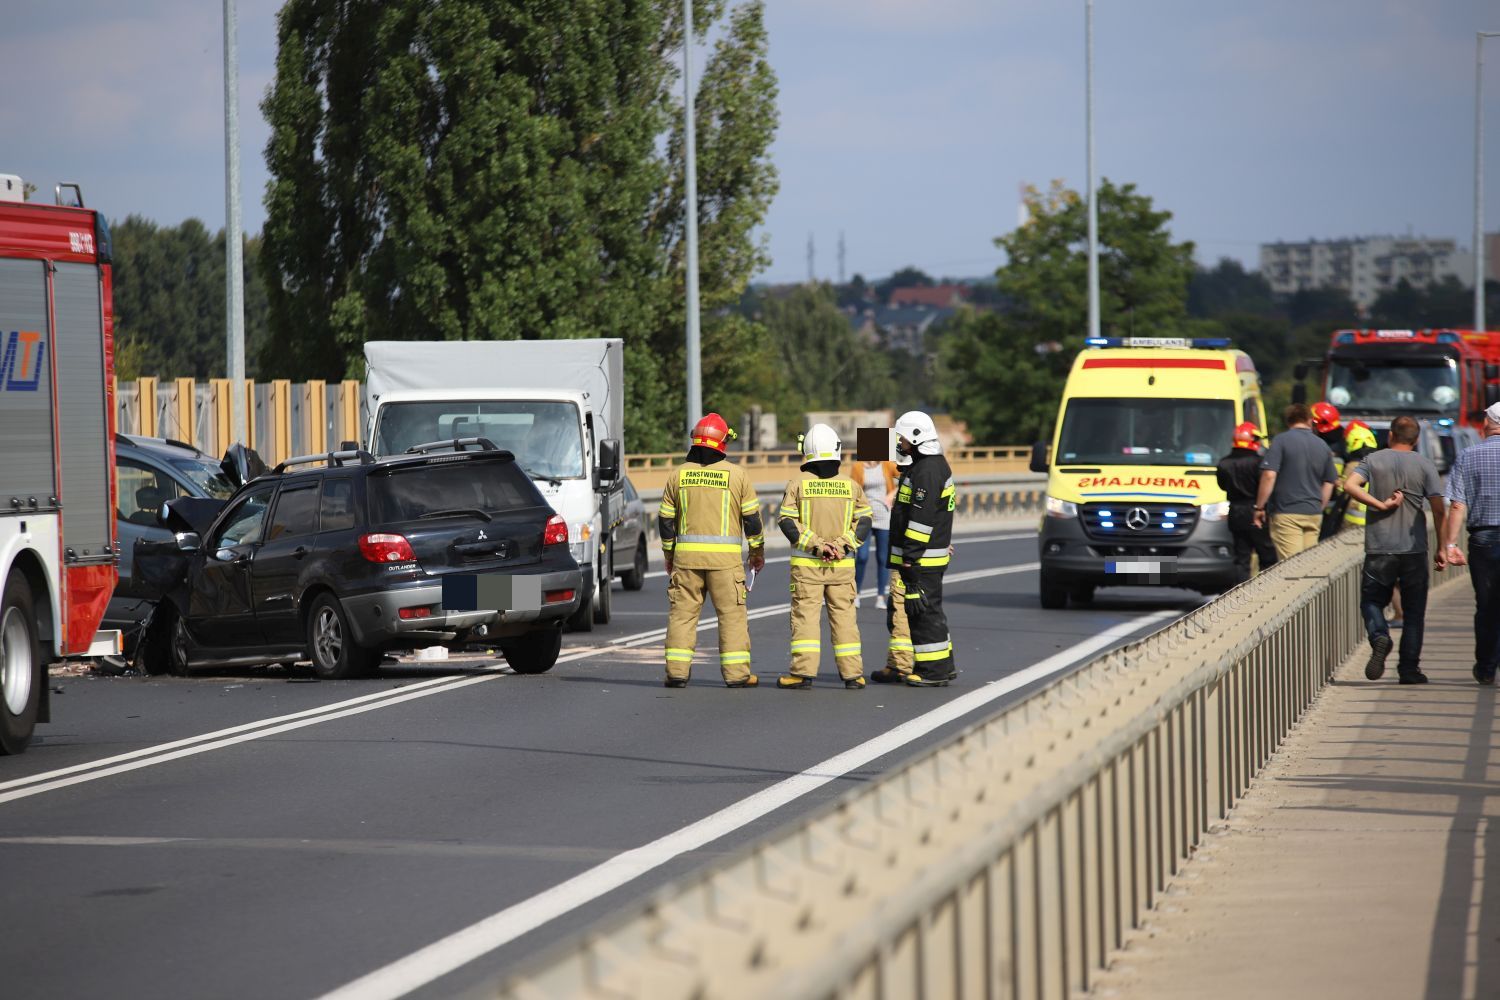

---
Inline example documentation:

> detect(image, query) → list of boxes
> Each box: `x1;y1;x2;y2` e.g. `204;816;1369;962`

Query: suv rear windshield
367;459;538;523
1057;398;1235;466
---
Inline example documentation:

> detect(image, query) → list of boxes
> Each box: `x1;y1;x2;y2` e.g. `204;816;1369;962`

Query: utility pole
1477;32;1499;332
1085;0;1100;341
807;232;816;283
682;0;703;431
223;0;246;446
837;231;846;285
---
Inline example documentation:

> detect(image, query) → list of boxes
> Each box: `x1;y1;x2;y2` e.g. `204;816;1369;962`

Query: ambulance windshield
1056;398;1235;466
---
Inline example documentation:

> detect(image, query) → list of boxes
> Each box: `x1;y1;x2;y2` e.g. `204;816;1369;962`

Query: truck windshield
373;401;585;478
1326;358;1459;415
1056;398;1235;466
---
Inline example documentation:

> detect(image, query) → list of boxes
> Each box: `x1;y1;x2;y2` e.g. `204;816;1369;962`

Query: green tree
259;0;778;454
110;216;269;379
749;283;895;427
1188;258;1275;318
875;266;934;304
936;179;1197;443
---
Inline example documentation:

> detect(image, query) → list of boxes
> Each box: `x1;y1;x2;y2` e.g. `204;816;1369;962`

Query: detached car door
189;483;275;648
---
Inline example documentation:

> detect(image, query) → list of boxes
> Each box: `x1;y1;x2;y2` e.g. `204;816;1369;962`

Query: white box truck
363;339;625;630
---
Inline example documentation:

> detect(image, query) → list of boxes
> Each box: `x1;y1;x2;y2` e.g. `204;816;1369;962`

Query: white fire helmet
895;410;941;457
801;423;842;464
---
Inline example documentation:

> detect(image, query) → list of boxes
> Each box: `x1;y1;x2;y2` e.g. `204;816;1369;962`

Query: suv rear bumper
344;567;584;647
1038;515;1238;592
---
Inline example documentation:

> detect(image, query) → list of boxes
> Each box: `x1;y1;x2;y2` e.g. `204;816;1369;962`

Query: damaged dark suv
135;441;582;678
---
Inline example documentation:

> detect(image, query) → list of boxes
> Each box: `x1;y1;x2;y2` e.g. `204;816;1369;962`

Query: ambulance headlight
1045;496;1079;519
1199;501;1232;521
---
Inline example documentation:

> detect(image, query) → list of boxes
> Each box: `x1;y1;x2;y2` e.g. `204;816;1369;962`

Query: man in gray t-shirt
1253;403;1339;560
1342;416;1447;683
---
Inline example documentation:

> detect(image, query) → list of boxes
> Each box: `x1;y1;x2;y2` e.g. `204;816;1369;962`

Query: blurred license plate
1105;559;1176;575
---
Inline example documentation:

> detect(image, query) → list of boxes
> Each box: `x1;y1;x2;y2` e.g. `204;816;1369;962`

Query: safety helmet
1345;420;1378;454
1232;422;1263;449
800;423;842;464
1311;401;1341;434
894;410;941;456
690;412;734;452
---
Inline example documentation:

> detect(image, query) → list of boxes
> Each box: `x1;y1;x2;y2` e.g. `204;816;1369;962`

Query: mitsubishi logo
1125;507;1151;531
477;530;488;540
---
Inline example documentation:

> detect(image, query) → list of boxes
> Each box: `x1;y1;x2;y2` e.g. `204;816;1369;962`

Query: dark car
613;475;649;591
135;441;582;678
108;435;237;647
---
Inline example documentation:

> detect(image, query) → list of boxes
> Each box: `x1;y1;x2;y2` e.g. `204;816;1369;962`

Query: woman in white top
851;459;897;607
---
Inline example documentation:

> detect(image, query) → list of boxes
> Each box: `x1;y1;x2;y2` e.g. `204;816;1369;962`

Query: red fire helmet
690;412;733;451
1311;401;1341;434
1233;421;1263;449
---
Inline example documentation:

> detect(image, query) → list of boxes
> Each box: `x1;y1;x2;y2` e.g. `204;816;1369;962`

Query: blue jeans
1361;551;1429;674
1469;530;1500;674
855;528;891;594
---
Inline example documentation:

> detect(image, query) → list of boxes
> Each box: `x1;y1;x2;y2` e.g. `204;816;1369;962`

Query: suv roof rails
273;449;376;475
404;437;503;455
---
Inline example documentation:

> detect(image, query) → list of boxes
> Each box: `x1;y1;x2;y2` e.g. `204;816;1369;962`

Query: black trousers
1360;552;1429;674
906;567;953;678
1228;503;1278;583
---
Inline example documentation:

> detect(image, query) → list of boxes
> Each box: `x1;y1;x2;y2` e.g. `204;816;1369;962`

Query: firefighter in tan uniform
776;425;873;690
658;413;766;688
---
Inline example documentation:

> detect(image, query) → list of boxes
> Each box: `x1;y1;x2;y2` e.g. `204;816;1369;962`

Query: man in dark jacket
874;410;957;687
1216;421;1278;583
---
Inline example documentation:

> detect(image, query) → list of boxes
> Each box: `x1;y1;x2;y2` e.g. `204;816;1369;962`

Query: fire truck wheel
0;575;43;756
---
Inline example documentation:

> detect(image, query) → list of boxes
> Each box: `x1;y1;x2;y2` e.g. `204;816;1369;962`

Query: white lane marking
641;530;1036;579
316;608;1180;1000
0;553;1046;804
0;675;503;806
0;676;467;793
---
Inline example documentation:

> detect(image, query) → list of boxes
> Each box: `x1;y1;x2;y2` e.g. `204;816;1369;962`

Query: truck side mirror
1291;382;1308;405
596;438;621;484
1029;441;1050;474
1487;364;1499;381
1488;383;1500;408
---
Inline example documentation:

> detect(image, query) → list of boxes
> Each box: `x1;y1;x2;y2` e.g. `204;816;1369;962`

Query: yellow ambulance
1029;337;1267;608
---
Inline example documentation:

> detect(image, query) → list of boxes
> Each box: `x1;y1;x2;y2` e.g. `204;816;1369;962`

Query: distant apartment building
1259;235;1477;310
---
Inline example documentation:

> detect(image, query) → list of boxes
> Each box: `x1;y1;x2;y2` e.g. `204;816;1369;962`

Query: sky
3;0;1497;284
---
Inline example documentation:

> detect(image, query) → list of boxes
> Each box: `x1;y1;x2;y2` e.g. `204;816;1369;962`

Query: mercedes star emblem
1125;507;1151;531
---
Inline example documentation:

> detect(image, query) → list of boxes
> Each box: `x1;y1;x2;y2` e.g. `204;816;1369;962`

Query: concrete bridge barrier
493;528;1418;999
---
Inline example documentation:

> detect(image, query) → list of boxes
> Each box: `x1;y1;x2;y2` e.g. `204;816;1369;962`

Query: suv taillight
543;514;568;547
359;532;416;563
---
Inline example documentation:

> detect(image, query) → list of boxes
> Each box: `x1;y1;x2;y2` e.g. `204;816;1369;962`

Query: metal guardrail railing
626;447;1033;492
496;528;1457;999
637;474;1046;542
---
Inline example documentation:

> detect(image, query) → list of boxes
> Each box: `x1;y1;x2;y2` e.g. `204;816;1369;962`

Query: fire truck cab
0;179;120;754
1323;328;1500;434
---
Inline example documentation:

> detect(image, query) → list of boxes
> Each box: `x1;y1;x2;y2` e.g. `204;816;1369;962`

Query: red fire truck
0;177;120;754
1321;328;1500;433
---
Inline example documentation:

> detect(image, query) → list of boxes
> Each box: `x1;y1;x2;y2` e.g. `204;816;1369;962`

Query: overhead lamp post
1085;0;1100;341
1476;31;1499;332
223;0;246;446
683;0;703;431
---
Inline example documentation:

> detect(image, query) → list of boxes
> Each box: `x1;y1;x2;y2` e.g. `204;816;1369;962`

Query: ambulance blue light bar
1084;336;1232;349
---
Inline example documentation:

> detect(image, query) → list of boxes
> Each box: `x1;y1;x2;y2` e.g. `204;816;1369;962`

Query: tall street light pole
223;0;247;446
683;0;703;431
1085;0;1100;341
1476;32;1499;333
